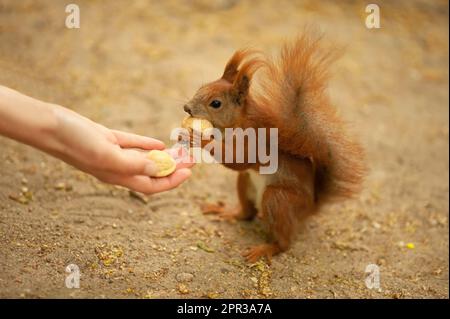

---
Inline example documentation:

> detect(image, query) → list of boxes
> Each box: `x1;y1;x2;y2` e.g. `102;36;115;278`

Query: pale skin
0;85;193;194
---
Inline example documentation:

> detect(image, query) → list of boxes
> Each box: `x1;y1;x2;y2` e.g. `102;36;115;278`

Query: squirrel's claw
201;202;243;223
242;244;281;264
200;202;225;214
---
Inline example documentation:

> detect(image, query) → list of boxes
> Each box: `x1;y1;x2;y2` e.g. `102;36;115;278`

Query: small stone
176;272;194;283
372;221;381;229
54;182;66;190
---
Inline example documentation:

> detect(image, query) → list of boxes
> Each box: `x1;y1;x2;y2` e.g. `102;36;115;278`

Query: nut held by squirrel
181;116;213;133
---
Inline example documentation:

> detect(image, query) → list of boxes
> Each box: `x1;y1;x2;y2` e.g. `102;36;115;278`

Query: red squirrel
183;33;366;263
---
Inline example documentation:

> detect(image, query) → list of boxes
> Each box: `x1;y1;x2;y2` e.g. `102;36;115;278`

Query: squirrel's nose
183;104;192;115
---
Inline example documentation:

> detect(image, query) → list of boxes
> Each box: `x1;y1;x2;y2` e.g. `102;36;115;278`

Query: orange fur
184;31;366;262
253;33;366;203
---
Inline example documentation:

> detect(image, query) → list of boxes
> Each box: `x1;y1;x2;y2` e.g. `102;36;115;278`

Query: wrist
33;103;67;157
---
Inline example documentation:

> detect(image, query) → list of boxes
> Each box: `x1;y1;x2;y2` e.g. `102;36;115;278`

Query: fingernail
179;168;192;179
144;161;158;176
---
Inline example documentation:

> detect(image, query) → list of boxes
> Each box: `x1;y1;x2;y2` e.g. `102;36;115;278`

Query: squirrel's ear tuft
231;58;265;105
222;49;260;83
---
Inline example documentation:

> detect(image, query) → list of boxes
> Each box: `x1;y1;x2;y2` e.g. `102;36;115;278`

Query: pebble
176;272;194;283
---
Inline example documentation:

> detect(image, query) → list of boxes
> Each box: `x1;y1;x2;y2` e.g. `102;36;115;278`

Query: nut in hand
147;150;176;177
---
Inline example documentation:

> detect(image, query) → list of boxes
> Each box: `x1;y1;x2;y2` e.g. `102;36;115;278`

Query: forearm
0;85;61;154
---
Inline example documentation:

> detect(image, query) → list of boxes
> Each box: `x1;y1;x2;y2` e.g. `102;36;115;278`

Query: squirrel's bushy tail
256;31;366;204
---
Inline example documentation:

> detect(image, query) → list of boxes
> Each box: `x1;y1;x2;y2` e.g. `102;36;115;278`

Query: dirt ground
0;0;448;299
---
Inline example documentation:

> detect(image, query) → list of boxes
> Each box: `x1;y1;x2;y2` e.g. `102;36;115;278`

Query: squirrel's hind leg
242;184;314;263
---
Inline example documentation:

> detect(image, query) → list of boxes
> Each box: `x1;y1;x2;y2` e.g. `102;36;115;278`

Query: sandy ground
0;0;448;298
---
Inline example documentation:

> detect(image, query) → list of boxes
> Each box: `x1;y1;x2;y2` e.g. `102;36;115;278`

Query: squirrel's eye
209;100;222;109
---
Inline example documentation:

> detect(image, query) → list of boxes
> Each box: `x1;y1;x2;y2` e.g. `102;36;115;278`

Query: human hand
46;105;194;194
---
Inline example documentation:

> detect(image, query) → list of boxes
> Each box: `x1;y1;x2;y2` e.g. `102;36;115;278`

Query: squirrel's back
253;32;366;204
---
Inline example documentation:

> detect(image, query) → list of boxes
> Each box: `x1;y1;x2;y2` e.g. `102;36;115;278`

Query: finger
112;130;165;150
176;159;195;169
107;168;192;194
165;147;195;168
106;148;159;176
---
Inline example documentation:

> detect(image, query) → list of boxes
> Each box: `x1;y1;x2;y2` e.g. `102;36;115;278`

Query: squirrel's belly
247;170;267;211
